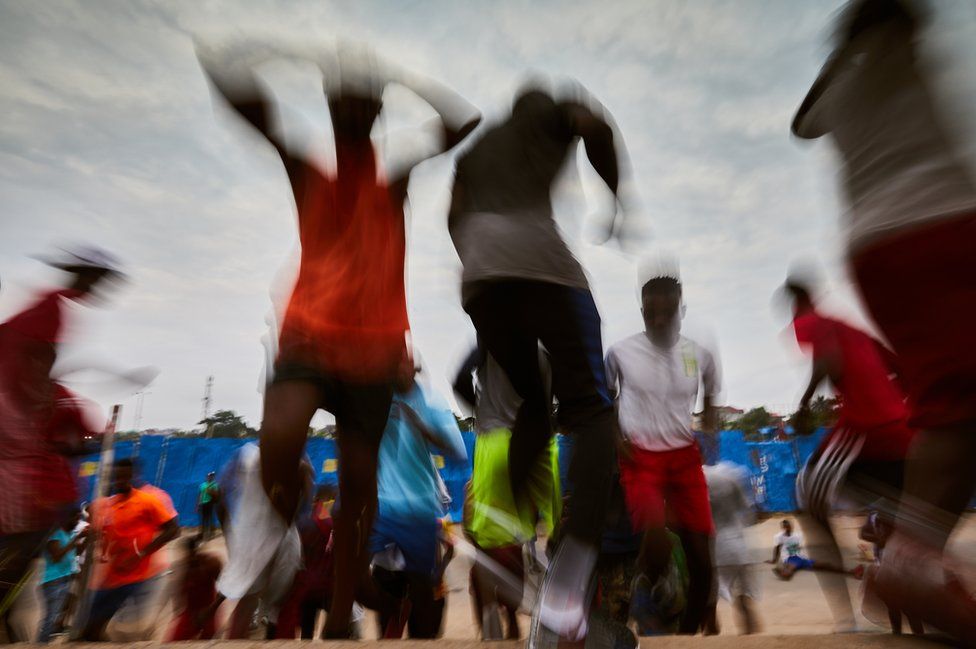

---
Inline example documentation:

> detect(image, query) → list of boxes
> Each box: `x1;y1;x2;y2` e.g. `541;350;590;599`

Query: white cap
637;250;680;291
34;244;124;276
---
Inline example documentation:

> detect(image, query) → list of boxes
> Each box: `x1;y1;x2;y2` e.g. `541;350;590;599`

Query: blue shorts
785;555;815;570
369;514;439;577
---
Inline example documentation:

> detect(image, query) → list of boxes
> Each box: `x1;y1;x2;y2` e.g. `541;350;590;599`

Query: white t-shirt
605;332;720;452
216;443;301;602
794;31;976;252
774;531;805;564
704;463;754;567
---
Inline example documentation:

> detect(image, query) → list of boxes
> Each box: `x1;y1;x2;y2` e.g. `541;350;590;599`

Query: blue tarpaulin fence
76;428;833;526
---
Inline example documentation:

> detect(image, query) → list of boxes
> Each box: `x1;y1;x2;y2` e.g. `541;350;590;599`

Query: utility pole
202;375;214;437
133;390;150;432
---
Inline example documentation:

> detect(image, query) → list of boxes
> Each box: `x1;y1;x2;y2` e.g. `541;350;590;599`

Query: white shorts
716;564;759;602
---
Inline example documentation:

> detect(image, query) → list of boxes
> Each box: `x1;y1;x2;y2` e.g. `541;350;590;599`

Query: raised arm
196;41;305;190
384;70;482;187
565;103;619;196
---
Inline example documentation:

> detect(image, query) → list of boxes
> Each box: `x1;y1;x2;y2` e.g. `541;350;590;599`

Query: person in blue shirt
37;509;86;642
369;350;466;638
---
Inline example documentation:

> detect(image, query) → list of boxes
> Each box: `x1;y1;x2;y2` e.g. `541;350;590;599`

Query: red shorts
619;443;714;535
851;212;976;429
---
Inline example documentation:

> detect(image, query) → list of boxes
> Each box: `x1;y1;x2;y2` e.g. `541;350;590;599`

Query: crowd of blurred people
1;0;975;644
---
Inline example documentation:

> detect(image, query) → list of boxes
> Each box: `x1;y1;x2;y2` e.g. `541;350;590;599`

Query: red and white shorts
618;443;714;535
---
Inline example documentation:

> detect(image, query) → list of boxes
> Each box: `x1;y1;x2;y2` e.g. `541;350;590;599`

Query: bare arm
385;72;482;188
702;395;719;435
142;518;179;557
196;43;305;194
800;353;839;409
566;104;619;196
46;535;82;564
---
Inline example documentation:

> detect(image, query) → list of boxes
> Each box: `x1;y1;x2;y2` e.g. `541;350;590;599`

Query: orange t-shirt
278;145;409;382
91;487;176;589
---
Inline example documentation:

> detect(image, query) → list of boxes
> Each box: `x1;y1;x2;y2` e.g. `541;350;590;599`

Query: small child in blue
37;509;86;642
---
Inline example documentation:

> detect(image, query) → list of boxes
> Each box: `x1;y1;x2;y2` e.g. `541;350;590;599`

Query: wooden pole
68;404;121;641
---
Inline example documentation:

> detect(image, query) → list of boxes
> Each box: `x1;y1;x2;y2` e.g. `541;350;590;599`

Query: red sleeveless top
278;144;408;382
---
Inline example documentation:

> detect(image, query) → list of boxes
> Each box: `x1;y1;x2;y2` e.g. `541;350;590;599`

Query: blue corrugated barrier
73;427;839;527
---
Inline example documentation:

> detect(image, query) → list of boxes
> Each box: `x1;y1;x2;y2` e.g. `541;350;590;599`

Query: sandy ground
7;514;974;643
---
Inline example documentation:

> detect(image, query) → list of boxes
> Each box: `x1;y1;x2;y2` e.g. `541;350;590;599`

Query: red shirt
278;146;408;382
793;310;915;459
0;289;88;534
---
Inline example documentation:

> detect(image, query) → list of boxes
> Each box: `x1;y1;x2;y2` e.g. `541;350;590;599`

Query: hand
117;552;142;573
583;201;620;247
616;436;635;463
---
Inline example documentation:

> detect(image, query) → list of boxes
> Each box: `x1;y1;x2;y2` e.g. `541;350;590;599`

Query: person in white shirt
792;3;976;641
767;519;858;582
605;255;720;634
703;462;760;635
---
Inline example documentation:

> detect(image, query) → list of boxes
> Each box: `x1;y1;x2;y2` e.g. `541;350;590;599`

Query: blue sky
2;1;974;430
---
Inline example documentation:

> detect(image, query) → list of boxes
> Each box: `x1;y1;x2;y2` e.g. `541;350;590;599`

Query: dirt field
7;514;974;643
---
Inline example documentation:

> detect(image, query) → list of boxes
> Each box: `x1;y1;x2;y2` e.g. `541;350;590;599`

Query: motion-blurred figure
198;41;479;638
205;442;304;639
792;1;976;641
784;277;914;630
859;511;924;635
36;509;87;643
0;246;119;641
449;81;634;642
274;483;337;639
166;535;222;641
197;472;219;541
369;350;466;639
81;458;179;641
605;257;720;634
703;462;760;636
454;344;561;640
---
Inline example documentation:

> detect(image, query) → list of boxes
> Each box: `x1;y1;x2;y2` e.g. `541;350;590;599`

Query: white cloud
2;0;974;430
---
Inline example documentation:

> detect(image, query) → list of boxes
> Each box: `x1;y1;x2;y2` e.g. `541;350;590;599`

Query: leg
38;577;70;643
201;503;212;541
259;379;322;524
166;611;198;642
736;596;759;635
465;286;553;510
900;427;976;550
795;438;860;629
227;593;259;639
323;382;391;638
888;606;903;635
81;584;134;641
638;528;673;584
325;433;383;636
299;598;320;640
0;531;46;643
675;531;712;634
774;561;797;580
405;573;442;639
469;555;502;640
533;287;616;550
